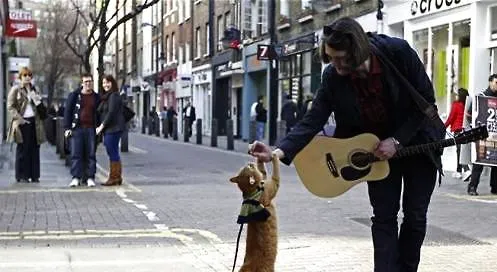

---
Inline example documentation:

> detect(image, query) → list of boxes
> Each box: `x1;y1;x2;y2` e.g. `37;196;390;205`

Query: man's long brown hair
319;17;370;68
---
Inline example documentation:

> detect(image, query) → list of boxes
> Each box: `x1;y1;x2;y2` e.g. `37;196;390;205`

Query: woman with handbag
7;67;46;183
96;74;125;186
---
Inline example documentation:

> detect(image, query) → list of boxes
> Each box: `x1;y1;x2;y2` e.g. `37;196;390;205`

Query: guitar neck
393;138;457;158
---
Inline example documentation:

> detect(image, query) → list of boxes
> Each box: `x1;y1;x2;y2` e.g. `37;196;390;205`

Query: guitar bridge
326;153;339;178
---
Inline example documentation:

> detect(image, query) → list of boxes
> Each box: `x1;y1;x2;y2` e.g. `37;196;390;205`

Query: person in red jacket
445;88;470;179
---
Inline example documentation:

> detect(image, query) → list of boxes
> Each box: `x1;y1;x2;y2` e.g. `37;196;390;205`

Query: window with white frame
217;15;223;51
257;0;268;35
301;0;312;9
243;0;252;38
196;27;201;58
179;45;184;64
179;0;184;23
171;32;176;62
206;23;210;55
185;42;190;61
280;0;290;16
225;11;231;28
165;35;169;63
185;0;191;19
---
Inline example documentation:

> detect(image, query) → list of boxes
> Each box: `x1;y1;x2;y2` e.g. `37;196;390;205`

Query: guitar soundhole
350;151;371;170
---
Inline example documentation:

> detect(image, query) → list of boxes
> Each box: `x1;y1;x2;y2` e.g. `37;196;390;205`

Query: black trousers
15;117;40;181
367;155;437;272
469;164;497;190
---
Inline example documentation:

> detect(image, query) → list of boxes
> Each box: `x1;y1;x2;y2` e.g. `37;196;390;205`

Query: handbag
123;105;135;123
36;103;48;120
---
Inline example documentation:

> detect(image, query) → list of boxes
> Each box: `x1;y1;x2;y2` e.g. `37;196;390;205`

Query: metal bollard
249;120;257;143
55;118;61;154
196;119;202;145
172;117;178;140
155;118;160;137
148;117;154;135
141;116;147;134
183;118;189;143
56;118;66;159
121;125;129;152
162;118;168;138
211;119;218;147
226;119;234;150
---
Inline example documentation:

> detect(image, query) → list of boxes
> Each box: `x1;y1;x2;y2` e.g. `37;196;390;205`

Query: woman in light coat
7;67;46;183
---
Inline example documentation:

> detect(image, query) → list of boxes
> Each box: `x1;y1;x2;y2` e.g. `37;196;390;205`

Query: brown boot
103;161;123;186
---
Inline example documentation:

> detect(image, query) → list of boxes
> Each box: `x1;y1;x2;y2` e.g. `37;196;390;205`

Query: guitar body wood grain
293;134;389;198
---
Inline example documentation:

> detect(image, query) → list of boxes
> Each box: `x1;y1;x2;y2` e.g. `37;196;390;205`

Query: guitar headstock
455;125;489;144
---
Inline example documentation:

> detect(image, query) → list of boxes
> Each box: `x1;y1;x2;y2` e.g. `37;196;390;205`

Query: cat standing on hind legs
230;153;280;272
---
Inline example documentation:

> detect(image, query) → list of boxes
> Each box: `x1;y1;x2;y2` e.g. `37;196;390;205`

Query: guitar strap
370;43;446;133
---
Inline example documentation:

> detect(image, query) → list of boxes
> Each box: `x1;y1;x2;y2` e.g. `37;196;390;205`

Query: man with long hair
249;17;444;271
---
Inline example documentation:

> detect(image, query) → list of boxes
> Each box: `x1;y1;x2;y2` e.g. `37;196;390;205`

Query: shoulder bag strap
370;43;445;131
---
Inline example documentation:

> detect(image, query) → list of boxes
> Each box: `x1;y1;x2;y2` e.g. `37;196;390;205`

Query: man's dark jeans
367;155;437;272
70;127;96;179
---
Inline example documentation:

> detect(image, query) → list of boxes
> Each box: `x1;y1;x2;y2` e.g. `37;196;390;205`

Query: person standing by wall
467;74;497;195
64;73;100;187
280;93;298;134
7;67;46;183
96;75;125;186
182;102;196;137
255;95;267;141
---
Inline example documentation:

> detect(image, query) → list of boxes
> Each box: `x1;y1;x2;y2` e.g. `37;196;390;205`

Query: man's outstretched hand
248;141;273;163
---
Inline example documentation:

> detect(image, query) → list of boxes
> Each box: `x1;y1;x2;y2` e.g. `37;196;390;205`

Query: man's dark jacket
63;87;100;130
278;33;444;170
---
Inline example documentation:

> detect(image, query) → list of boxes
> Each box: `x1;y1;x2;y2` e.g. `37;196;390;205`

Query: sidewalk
0;142;71;188
138;131;251;154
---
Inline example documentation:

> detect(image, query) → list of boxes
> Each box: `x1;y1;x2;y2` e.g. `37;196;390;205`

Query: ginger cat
230;153;280;272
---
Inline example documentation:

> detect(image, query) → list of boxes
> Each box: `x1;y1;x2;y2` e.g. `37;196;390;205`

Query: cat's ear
230;176;239;183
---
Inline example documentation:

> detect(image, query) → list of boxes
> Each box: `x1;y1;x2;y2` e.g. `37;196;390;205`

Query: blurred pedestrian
7;67;46;183
167;106;177;137
96;75;125;186
445;88;470;179
182;102;196;137
64;73;100;187
255;95;267;140
280;93;298;134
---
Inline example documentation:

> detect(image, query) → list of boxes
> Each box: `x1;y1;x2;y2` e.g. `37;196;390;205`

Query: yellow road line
0;185;140;194
0;228;193;242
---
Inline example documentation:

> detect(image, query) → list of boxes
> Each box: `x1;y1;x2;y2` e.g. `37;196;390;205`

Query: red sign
6;18;37;38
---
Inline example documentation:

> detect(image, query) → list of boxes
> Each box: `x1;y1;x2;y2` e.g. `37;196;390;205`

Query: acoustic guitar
293;126;488;198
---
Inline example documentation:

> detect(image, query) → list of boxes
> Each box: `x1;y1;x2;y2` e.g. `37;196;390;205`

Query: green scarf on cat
237;185;270;224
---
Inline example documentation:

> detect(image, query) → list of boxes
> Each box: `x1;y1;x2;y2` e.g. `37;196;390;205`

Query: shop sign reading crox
411;0;463;16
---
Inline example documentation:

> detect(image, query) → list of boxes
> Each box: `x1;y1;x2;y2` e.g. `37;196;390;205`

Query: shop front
192;64;212;135
278;32;321;119
242;40;269;141
387;0;493;117
158;68;177;113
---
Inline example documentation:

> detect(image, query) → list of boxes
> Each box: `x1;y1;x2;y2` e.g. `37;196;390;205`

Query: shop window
491;6;497;40
452;20;470;93
432;24;449;114
302;52;311;74
413;29;429;69
490;48;497;75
